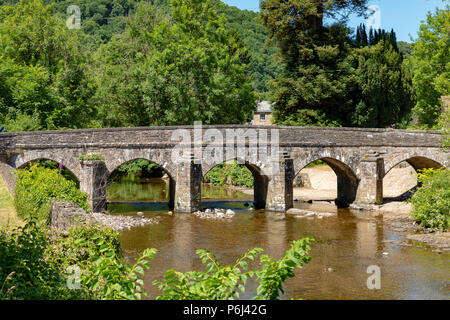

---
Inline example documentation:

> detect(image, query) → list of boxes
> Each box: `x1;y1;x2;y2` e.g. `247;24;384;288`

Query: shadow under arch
107;158;176;210
17;158;81;186
384;156;443;177
202;159;269;210
295;157;359;208
382;156;444;203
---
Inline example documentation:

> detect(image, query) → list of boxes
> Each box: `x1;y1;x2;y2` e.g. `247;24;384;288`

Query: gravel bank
92;212;158;231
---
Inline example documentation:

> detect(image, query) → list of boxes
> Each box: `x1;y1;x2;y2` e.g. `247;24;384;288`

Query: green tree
0;57;51;131
260;0;369;127
349;38;414;128
397;41;412;56
0;0;96;130
407;5;449;128
94;0;256;127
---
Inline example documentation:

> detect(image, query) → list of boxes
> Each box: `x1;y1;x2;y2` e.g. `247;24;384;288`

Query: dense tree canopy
0;0;96;130
0;0;439;131
93;0;256;127
260;0;414;128
349;38;413;128
406;5;449;128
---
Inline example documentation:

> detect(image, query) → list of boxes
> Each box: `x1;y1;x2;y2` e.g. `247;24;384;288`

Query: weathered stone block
80;160;107;213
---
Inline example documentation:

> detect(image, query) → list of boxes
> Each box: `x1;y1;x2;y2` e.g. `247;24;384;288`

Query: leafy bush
0;221;156;300
204;161;254;188
21;159;79;187
0;221;73;300
14;165;89;224
1;220;315;300
47;225;156;300
78;153;105;161
154;238;314;300
409;168;450;231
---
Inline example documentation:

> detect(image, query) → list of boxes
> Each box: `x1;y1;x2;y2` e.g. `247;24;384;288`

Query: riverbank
0;175;22;229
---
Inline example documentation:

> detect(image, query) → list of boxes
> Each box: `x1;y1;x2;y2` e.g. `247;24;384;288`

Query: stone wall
50;201;95;233
0;162;16;196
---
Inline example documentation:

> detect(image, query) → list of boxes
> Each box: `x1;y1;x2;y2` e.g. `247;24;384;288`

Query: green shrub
21;159;79;187
47;225;156;300
154;238;314;300
78;153;105;161
0;221;156;300
14;165;89;224
409;168;450;232
204;161;254;188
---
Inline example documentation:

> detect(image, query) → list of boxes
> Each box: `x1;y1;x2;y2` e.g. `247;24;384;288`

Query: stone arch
107;158;175;180
382;155;445;202
293;153;359;208
106;157;176;210
201;152;273;178
14;156;82;183
384;155;444;177
103;150;176;179
202;158;269;209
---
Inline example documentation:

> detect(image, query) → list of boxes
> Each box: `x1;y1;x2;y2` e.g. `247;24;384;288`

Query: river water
107;176;450;300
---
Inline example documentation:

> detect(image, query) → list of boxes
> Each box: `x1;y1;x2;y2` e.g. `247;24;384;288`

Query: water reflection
108;176;450;300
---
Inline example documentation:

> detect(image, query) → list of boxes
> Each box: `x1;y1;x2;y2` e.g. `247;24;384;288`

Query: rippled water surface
107;176;450;300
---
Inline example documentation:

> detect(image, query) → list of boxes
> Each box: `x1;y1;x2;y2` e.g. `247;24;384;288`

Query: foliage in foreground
14;165;89;224
1;219;314;300
154;238;314;300
0;221;156;300
409;168;450;232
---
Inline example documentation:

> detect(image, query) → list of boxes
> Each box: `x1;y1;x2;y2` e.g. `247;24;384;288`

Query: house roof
256;101;274;113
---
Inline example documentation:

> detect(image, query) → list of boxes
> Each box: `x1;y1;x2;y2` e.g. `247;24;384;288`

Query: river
107;175;450;300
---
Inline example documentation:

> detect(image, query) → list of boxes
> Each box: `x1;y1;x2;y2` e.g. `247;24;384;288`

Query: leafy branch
153;237;314;300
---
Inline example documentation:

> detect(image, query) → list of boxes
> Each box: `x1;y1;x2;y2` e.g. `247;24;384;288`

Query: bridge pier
335;168;359;208
174;161;202;213
266;158;294;212
80;160;108;213
355;156;384;205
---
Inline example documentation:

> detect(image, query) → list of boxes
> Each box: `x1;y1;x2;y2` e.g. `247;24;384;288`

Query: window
260;114;266;121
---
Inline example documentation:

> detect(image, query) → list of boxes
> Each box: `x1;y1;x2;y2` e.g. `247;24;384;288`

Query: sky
221;0;448;42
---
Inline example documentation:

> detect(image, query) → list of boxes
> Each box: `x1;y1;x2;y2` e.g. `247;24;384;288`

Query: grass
0;175;22;229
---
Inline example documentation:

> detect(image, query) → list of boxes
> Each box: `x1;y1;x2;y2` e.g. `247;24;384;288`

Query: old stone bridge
0;126;448;213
